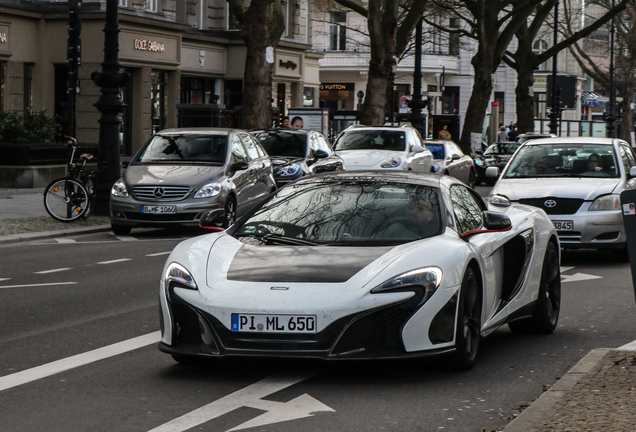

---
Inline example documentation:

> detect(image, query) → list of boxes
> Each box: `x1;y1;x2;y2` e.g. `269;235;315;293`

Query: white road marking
55;238;77;244
560;266;575;273
146;252;172;257
111;233;138;241
618;340;636;351
34;268;72;274
97;258;132;265
0;331;160;392
561;273;603;283
0;282;77;289
147;372;334;432
0;278;9;282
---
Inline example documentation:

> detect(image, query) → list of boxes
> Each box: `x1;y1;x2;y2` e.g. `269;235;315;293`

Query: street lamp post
91;0;129;216
607;0;617;138
408;18;427;137
548;0;560;135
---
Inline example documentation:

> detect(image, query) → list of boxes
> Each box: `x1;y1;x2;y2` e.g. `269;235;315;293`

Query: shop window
449;18;460;56
228;0;249;30
533;40;549;71
118;0;128;6
224;80;243;110
151;71;167;134
23;63;33;111
181;77;217;104
442;86;460;114
329;12;347;51
282;0;299;38
534;92;547;119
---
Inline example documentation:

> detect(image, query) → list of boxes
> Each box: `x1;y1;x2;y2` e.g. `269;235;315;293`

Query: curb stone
0;225;112;245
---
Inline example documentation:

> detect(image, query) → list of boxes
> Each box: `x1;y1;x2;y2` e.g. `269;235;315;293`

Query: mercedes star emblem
153;187;165;198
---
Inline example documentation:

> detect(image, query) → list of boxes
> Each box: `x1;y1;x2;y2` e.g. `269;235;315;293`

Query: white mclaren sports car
159;171;561;369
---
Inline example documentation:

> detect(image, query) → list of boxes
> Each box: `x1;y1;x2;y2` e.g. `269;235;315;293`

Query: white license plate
553;220;573;231
141;205;176;214
231;313;317;334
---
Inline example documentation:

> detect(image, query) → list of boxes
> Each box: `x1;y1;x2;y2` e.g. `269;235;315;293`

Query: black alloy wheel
223;196;236;228
508;241;561;334
453;266;482;370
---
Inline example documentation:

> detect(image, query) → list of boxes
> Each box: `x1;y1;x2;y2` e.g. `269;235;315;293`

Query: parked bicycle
43;136;97;222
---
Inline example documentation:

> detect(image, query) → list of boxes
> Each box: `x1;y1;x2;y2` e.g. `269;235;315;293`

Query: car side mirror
482;211;512;230
630;166;636;178
199;209;226;231
485;166;500;178
411;144;425;153
313;149;329;159
121;160;130;169
230;161;249;173
451;153;461;160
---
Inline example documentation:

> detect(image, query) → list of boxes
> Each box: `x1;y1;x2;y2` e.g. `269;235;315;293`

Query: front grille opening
519;198;583;215
595;231;620;241
170;295;202;345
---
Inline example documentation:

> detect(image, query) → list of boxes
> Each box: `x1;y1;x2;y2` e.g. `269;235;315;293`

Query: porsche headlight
276;164;302;176
111;179;129;197
194;183;222;199
371;267;442;295
165;262;198;290
487;194;511;207
381;156;402;168
589;194;620;211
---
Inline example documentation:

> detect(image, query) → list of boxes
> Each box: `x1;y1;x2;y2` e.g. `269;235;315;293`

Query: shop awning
581;91;609;107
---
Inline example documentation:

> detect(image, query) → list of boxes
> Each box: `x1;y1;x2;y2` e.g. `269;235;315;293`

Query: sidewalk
0;187;110;244
1;188;636;430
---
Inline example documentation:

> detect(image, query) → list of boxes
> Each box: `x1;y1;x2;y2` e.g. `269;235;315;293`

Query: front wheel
43;178;89;222
223;196;236;228
453;266;482;370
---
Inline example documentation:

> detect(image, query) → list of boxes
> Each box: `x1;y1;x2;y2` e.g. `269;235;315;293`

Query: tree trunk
361;56;393;125
514;42;537;135
459;49;494;152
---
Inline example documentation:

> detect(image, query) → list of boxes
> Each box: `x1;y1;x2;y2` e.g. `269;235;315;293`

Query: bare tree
501;0;627;135
565;0;635;141
332;0;429;125
227;0;285;129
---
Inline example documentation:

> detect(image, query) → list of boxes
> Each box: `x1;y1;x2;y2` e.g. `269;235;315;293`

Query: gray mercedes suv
109;128;276;235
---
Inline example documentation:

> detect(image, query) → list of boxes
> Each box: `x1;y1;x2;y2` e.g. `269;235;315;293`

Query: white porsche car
159;172;561;369
333;125;433;172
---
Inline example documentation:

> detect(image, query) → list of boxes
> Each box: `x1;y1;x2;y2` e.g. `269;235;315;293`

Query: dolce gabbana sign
134;39;165;52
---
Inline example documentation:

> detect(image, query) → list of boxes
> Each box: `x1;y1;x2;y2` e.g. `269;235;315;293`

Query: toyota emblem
153;187;165;198
544;199;557;208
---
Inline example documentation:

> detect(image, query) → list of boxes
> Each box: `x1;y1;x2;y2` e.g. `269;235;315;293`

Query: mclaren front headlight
589;194;620;211
371;267;442;298
164;262;198;291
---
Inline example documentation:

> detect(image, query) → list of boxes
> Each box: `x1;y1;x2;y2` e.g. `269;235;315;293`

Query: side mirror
630;166;636;178
199;209;226;231
485;166;500;178
482;211;512;231
313;149;329;159
230;161;249;173
451;153;461;160
121;160;130;169
411;144;425;153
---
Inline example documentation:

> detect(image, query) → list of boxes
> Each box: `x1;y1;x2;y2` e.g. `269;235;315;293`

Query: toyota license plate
552;220;573;231
231;313;317;334
141;205;176;214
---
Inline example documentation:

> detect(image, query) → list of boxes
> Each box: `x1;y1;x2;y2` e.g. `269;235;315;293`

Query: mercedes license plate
141;205;176;214
231;313;317;334
552;220;573;231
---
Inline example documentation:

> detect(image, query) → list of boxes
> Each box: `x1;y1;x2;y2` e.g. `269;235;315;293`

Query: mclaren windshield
233;180;442;246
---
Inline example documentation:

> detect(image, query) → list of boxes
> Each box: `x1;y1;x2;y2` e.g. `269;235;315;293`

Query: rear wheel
509;241;561;334
453;266;482;370
81;176;96;219
223;196;236;228
43;178;88;222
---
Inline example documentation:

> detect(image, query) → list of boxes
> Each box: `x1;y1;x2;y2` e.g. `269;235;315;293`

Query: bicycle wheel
43;178;89;222
81;175;97;219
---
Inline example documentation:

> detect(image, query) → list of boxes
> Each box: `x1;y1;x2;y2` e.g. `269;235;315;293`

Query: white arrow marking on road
111;233;138;241
561;273;603;283
97;258;132;265
0;282;77;289
146;251;172;257
147;372;334;432
0;331;160;392
34;268;72;274
55;238;77;244
560;266;575;273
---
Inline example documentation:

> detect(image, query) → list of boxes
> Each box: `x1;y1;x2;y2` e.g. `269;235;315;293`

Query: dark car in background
252;129;344;186
474;142;521;185
109;128;276;235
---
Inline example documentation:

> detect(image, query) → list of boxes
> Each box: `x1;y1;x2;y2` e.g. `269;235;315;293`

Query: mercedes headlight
276;164;302;176
111;179;129;197
589;194;620;211
194;183;222;199
371;267;442;296
165;262;198;290
381;156;402;168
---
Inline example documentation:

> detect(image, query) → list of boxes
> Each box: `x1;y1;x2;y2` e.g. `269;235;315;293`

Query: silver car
425;139;476;188
110;128;276;235
487;137;636;259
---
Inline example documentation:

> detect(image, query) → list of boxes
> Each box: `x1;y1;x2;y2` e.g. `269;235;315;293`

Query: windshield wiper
235;232;319;246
